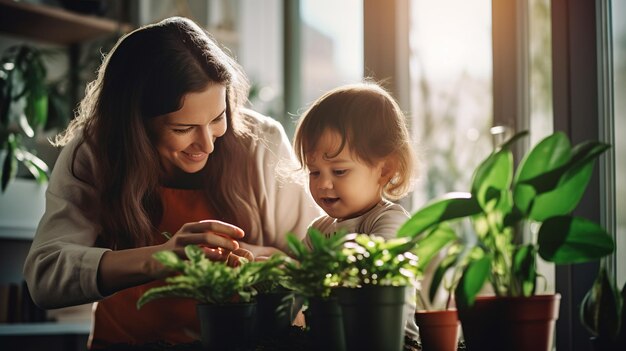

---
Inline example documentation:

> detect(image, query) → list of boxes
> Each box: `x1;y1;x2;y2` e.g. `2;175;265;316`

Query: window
612;0;626;288
408;0;493;208
300;0;363;115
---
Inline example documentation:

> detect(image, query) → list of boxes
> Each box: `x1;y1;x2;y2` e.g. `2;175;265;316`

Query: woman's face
150;83;227;178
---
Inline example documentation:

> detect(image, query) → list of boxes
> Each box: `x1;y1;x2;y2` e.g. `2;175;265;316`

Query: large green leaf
1;134;17;192
428;247;462;303
512;244;537;297
515;140;609;218
513;132;571;214
528;162;593;221
471;149;513;212
413;226;457;270
580;266;621;338
455;255;491;309
398;193;481;238
537;216;614;264
514;132;571;184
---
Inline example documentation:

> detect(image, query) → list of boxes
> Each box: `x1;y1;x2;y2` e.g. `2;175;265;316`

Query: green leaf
153;250;184;270
14;147;48;183
498;130;529;150
580;266;621;338
308;228;326;251
413;226;457;270
398;193;482;238
537;216;614;264
286;233;306;259
515;139;609;219
137;285;201;309
1;134;17;192
184;244;205;264
528;162;593;221
513;132;571;214
471;149;513;212
515;132;571;184
428;248;461;302
455;255;491;309
512;244;537;297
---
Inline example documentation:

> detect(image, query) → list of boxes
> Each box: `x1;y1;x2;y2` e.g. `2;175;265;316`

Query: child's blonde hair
293;82;416;200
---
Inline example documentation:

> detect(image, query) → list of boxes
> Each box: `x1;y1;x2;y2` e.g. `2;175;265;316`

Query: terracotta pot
457;294;560;351
414;309;459;351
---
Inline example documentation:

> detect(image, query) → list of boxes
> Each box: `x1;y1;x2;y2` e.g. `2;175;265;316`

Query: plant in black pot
334;233;419;351
137;244;286;350
282;228;350;351
398;131;615;351
580;262;626;351
252;265;299;340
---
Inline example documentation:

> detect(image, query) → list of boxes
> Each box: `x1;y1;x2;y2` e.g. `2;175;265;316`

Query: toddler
293;82;419;340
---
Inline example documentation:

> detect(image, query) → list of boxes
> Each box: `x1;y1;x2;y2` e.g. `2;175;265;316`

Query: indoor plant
334;233;419;351
412;225;461;351
398;131;615;350
283;228;349;351
137;244;286;350
0;45;50;191
580;263;626;350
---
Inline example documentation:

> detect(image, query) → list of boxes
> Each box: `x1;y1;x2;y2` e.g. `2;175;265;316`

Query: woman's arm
246;111;322;253
97;220;244;295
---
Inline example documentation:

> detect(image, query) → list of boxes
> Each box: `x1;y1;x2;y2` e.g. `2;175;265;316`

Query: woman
23;17;320;348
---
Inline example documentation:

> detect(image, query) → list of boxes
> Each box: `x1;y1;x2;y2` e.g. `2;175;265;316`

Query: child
293;82;419;340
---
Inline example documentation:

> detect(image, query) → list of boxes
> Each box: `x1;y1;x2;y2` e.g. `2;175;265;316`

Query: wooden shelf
0;0;132;45
0;322;90;336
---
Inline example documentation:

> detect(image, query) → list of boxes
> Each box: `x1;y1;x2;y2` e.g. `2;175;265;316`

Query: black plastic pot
305;296;346;351
336;285;407;351
255;291;295;337
590;336;626;351
196;302;256;350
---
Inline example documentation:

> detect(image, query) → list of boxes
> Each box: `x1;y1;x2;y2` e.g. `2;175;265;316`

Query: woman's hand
237;241;282;258
161;220;245;261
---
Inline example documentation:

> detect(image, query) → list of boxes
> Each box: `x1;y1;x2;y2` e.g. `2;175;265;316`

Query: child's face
306;129;386;221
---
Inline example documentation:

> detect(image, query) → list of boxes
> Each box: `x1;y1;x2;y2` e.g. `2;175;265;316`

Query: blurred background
0;1;624;350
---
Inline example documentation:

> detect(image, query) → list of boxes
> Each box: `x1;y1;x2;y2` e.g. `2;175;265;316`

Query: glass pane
612;0;626;288
528;0;553;145
238;0;284;123
528;0;554;293
300;0;363;112
409;0;493;207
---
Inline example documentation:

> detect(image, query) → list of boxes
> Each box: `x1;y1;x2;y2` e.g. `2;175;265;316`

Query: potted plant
398;131;615;351
137;244;286;350
412;225;461;351
1;45;50;191
282;228;349;351
334;233;419;351
252;268;299;339
580;262;626;351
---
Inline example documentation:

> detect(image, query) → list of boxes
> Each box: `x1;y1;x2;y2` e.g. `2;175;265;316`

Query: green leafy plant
137;245;287;308
282;228;349;299
580;263;626;348
338;233;420;288
0;45;50;191
398;131;614;308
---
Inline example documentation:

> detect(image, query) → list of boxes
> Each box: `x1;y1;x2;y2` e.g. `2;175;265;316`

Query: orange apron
90;188;213;349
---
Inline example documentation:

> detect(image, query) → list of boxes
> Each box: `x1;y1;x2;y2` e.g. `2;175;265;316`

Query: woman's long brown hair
55;17;260;249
